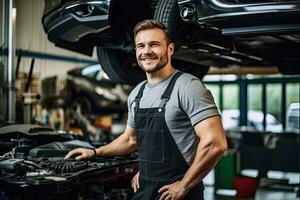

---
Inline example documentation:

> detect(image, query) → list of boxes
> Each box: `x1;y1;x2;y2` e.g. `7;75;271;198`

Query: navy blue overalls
131;72;204;200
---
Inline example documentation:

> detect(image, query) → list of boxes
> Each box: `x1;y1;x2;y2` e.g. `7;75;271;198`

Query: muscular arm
96;125;137;156
159;116;227;199
65;126;137;160
181;115;227;191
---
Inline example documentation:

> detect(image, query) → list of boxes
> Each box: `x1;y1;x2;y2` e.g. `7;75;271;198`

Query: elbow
211;137;227;157
215;129;228;156
204;138;227;157
129;139;138;151
216;139;227;156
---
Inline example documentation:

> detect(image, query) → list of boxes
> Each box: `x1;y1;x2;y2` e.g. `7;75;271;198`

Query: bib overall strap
159;72;184;108
134;81;147;112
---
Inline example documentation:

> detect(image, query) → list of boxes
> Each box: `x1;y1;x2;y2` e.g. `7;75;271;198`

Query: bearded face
137;48;169;73
135;28;173;74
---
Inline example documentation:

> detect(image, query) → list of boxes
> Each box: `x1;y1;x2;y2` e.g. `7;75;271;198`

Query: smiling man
65;19;227;200
135;28;170;74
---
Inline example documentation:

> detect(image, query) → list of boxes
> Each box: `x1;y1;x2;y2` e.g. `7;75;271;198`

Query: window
204;75;300;133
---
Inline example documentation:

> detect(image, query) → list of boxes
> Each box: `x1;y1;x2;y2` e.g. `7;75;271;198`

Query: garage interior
0;0;299;200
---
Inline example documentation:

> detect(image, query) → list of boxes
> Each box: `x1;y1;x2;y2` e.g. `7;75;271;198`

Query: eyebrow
136;41;161;47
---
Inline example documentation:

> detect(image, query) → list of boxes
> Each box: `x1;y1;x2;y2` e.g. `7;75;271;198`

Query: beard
137;51;169;73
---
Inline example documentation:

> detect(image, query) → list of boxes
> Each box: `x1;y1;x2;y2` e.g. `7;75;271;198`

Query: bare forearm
179;116;227;192
181;141;226;191
96;131;137;157
157;139;226;200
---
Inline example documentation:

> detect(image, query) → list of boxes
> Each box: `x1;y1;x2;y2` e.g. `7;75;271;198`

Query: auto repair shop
0;0;299;200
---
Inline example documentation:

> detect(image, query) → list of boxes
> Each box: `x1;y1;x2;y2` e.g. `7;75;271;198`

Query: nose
143;44;152;54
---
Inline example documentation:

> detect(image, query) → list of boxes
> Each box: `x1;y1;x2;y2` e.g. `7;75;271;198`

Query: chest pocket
137;129;165;163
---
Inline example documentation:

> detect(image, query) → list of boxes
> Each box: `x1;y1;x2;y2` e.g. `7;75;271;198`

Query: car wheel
154;0;209;79
97;47;145;84
96;0;160;84
75;96;93;115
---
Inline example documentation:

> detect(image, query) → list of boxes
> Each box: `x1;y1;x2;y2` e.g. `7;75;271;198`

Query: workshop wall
14;0;97;79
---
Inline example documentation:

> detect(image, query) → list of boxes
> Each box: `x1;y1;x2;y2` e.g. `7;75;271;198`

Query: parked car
42;0;300;83
66;64;133;114
222;109;283;132
286;103;300;133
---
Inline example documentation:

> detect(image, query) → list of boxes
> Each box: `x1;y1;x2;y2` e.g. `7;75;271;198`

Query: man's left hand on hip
158;181;187;200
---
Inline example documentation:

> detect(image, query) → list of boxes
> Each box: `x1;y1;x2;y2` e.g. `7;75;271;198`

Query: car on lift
42;0;300;83
66;64;133;114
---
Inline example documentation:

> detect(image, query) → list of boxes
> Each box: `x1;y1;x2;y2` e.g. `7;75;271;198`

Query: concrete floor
204;186;299;200
203;170;299;200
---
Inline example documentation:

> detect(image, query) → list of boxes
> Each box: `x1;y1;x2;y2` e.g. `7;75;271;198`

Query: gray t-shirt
127;71;219;164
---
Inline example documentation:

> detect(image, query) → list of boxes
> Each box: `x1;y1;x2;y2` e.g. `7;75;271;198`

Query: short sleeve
127;93;136;128
179;77;219;126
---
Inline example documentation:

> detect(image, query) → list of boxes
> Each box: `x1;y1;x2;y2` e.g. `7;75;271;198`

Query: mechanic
65;19;227;200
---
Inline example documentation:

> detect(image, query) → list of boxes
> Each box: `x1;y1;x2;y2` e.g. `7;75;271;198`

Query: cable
23;160;42;169
0;150;14;159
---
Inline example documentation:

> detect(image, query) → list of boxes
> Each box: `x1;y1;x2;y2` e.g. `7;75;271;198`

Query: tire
96;0;159;84
97;47;145;84
154;0;179;41
75;96;93;115
154;0;209;79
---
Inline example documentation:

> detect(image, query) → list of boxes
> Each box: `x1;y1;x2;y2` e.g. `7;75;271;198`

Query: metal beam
15;49;98;65
239;77;248;126
2;0;16;123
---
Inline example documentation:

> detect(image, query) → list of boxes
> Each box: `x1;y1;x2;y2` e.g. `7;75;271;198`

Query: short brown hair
133;19;173;44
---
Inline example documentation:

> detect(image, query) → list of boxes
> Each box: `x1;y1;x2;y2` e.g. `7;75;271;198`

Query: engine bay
0;124;137;200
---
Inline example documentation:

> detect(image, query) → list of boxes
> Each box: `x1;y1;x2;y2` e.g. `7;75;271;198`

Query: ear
168;43;175;56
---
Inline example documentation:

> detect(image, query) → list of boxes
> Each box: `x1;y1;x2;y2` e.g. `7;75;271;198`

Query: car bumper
178;0;300;35
42;0;111;55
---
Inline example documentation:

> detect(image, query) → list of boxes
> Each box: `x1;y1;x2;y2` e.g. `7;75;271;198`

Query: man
65;19;227;200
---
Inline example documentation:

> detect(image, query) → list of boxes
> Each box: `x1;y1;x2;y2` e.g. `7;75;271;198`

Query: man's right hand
131;171;140;193
64;148;95;160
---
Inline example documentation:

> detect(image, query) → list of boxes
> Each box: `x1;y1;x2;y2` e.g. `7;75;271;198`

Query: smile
143;58;155;61
140;57;158;61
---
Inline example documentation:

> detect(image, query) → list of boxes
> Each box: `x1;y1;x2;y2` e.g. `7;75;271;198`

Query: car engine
0;124;137;200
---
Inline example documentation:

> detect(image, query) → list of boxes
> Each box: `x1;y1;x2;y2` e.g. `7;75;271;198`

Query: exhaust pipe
180;7;195;21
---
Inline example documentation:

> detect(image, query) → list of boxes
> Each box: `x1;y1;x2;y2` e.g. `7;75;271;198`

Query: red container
233;176;258;199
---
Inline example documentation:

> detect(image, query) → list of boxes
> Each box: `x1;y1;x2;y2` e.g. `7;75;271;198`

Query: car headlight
95;86;118;101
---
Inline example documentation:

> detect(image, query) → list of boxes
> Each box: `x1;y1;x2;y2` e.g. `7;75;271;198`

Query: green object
214;152;237;189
